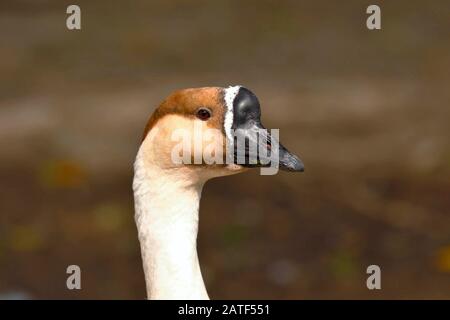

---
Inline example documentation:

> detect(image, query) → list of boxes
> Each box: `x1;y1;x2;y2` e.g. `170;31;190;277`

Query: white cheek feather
224;85;241;141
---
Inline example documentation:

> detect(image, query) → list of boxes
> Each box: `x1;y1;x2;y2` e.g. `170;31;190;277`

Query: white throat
133;148;209;300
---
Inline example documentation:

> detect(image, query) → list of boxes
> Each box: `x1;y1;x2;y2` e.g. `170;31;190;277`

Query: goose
133;86;304;299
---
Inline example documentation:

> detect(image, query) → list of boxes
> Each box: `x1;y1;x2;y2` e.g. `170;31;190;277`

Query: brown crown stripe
142;87;226;141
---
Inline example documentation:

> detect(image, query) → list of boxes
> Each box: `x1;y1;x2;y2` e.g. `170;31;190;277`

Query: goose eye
196;108;211;121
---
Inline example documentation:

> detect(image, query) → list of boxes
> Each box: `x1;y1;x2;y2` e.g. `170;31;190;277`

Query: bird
133;85;304;299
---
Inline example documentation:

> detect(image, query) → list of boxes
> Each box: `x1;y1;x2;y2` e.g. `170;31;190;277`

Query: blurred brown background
0;0;449;299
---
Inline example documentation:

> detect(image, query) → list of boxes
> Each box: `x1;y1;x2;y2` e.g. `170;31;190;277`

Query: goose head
139;86;303;183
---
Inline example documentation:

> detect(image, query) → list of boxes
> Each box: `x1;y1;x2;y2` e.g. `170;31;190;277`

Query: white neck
133;149;209;300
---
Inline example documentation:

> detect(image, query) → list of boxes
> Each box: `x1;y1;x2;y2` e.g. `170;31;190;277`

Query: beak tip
280;153;304;172
292;161;305;172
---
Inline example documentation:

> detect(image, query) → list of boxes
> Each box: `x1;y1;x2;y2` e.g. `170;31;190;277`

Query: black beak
229;86;304;172
233;123;304;172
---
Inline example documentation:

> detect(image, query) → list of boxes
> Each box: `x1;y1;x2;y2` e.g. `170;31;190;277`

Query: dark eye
196;108;211;121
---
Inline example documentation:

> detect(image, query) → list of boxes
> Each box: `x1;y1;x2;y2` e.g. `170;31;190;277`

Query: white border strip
223;85;241;141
